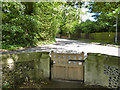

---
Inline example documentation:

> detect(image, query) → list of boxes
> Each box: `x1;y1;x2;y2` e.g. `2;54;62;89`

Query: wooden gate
51;51;85;82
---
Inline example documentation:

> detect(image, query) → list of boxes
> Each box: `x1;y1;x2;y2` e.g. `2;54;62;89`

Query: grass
37;39;56;46
1;39;56;51
1;44;24;51
90;40;120;45
71;38;120;46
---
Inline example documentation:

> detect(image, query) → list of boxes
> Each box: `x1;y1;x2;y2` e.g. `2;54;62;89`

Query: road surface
41;38;119;57
1;38;120;57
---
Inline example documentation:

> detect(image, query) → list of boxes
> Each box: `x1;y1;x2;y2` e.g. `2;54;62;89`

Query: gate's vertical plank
51;52;84;81
53;65;66;80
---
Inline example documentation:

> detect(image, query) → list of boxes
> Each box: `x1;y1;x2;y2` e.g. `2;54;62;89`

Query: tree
33;2;60;40
56;2;84;37
87;2;120;32
88;2;120;14
2;2;25;24
2;2;59;48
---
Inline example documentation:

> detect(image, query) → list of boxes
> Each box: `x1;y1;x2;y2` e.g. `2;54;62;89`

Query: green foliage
74;32;120;45
88;2;120;32
22;2;34;15
10;15;41;44
2;2;25;24
2;82;12;89
2;2;85;50
2;15;41;47
2;24;24;45
2;2;59;49
2;2;120;50
33;2;59;40
89;2;120;14
56;3;83;36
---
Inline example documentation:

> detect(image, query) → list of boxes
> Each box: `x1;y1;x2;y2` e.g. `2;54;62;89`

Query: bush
2;24;24;45
2;15;42;47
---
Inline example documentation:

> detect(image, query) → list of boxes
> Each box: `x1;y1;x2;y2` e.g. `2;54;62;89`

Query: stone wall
85;53;120;88
1;52;50;88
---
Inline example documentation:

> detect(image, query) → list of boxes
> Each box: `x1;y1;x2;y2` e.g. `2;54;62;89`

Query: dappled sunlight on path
42;38;119;57
1;38;119;57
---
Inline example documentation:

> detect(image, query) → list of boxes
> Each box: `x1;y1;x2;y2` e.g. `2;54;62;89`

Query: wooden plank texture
51;51;84;81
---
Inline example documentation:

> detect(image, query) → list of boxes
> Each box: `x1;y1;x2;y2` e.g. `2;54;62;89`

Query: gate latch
68;60;85;62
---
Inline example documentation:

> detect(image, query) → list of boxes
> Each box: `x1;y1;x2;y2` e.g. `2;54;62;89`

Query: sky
62;2;96;22
79;2;96;22
81;7;96;22
73;2;96;22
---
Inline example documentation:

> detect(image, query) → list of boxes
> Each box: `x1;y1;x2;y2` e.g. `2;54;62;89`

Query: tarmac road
42;38;120;57
1;38;120;57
